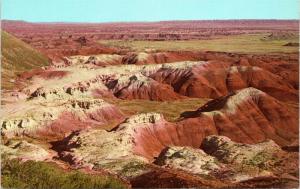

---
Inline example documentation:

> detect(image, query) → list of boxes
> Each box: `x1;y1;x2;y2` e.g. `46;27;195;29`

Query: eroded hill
1;20;299;188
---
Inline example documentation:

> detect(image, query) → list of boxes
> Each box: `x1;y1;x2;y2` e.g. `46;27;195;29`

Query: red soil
36;105;124;139
132;88;298;160
149;61;298;102
113;78;184;101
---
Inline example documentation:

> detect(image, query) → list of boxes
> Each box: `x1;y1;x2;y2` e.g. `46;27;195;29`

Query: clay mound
150;62;298;101
52;113;177;166
154;146;222;175
180;88;298;146
108;73;183;101
21;67;116;100
122;51;201;65
232;54;299;90
132;87;298;160
1;97;124;138
180;92;236;118
50;114;163;176
38;102;123;138
132;117;214;160
66;54;123;66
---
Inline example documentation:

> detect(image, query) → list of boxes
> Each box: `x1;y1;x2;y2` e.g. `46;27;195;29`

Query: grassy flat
108;98;210;122
99;33;299;54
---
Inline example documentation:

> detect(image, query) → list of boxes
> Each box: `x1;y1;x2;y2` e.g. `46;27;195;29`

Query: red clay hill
1;20;299;188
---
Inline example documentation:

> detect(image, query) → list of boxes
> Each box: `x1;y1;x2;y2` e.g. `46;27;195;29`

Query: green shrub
1;159;127;189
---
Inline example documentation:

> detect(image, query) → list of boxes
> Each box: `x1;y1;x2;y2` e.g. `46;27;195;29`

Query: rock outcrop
152;135;294;183
52;113;165;177
1;140;53;161
52;112;214;178
154;146;222;175
1;97;123;138
201;135;298;182
202;135;282;165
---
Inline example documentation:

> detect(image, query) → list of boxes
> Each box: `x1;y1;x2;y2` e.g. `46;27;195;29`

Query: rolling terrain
1;20;299;188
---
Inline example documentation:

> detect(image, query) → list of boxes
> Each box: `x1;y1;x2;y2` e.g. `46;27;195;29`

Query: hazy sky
2;0;299;22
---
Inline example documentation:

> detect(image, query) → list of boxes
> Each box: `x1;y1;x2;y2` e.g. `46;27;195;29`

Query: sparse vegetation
1;159;127;189
246;152;279;170
1;31;49;89
121;161;147;176
99;33;299;54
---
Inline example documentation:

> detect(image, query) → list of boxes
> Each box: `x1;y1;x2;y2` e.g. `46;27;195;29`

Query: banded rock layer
53;88;298;165
133;87;298;159
1;97;123;138
150;61;298;101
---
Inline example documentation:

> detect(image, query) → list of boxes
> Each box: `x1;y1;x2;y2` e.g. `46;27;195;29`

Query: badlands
1;20;299;188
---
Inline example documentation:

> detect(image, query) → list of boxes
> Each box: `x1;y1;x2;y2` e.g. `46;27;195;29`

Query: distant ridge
2;19;299;25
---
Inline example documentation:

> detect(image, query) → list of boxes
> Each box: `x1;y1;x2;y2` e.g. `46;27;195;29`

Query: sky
2;0;299;23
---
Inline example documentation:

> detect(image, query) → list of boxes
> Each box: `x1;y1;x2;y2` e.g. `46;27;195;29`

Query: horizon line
2;18;299;24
